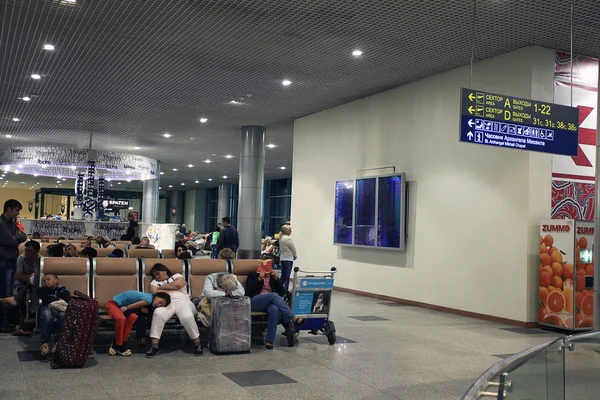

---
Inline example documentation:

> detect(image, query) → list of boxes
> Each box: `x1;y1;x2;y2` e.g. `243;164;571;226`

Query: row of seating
20;242;180;258
40;257;262;311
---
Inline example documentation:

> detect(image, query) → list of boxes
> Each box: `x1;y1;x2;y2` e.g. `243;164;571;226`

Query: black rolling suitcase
209;296;251;354
51;291;99;369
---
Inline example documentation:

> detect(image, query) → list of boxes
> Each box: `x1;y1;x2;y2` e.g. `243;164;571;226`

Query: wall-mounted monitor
334;173;406;251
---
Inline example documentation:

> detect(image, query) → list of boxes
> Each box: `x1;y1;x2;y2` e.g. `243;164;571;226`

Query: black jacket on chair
245;272;286;298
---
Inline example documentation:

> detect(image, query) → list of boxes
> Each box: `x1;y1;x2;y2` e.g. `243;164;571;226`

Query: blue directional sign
459;89;579;156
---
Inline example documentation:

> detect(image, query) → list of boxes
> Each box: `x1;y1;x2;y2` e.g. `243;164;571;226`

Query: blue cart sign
292;277;333;315
298;278;334;290
459;88;579;156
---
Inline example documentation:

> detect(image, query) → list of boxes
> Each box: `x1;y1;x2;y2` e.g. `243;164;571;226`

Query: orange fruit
544;234;554;247
585;264;595;276
582;289;591;296
581;295;593;317
540;271;552;287
548;246;558;256
576;270;587;291
564;315;574;329
547;291;566;313
551;276;563;289
540;244;548;254
541;265;553;276
543;313;565;327
540;253;552;267
551;262;563;277
551;251;563;264
579;318;594;328
548;286;558;292
576;292;585;309
539;305;549;321
539;287;549;303
579;237;588;249
563;263;574;280
540;236;544;245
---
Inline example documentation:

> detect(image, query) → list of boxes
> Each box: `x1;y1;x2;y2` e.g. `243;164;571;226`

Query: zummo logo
542;224;571;233
577;227;594;235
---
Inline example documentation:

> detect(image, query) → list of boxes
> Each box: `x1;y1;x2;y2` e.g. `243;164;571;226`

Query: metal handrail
462;337;563;400
564;330;600;344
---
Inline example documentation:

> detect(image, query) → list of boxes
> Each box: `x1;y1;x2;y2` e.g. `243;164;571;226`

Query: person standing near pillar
0;200;27;332
121;212;139;241
278;225;297;291
217;217;239;256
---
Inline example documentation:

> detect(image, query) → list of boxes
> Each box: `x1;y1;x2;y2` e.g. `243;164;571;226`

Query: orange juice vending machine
539;219;594;331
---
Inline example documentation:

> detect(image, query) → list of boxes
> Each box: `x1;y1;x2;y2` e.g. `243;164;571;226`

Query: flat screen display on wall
334;174;406;251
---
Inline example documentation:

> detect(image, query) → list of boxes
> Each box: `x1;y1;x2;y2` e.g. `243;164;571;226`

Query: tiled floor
0;292;562;400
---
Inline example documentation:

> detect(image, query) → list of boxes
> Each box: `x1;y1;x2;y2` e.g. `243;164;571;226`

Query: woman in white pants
145;263;202;358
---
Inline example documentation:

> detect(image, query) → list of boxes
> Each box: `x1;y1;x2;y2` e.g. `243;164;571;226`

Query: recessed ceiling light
172;168;178;171
159;186;162;189
282;79;292;86
224;154;233;159
230;100;241;104
162;133;172;138
110;184;113;187
159;172;164;175
126;179;131;182
33;174;38;177
117;182;121;185
21;96;31;102
199;118;208;123
14;170;19;174
208;178;213;181
195;180;199;184
223;175;228;179
181;183;185;186
106;178;112;181
57;175;63;179
12;118;20;122
17;164;23;168
43;44;55;51
70;165;76;170
56;180;60;183
279;166;287;170
6;135;12;138
168;185;173;188
204;159;211;164
187;164;193;168
266;144;276;148
62;178;66;181
36;182;39;184
41;165;47;169
61;0;76;4
125;170;130;175
31;74;41;80
352;49;363;57
134;146;140;150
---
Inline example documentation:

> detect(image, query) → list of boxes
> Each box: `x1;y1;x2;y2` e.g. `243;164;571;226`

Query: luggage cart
290;266;337;344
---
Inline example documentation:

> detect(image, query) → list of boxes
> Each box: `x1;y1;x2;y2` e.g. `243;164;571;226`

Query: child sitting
106;290;170;356
37;274;70;356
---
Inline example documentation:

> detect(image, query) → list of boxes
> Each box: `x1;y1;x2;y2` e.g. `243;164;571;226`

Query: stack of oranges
539;234;594;329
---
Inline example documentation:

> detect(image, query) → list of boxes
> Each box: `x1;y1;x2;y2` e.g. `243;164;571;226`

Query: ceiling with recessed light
1;0;599;191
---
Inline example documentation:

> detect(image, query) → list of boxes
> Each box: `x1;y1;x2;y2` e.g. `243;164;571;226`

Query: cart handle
294;266;336;275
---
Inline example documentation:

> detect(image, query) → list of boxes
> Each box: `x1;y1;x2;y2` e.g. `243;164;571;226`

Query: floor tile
302;334;357;345
223;369;297;387
348;316;389;321
17;350;48;362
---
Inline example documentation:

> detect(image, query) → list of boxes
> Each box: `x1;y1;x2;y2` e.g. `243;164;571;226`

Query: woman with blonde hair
278;225;296;291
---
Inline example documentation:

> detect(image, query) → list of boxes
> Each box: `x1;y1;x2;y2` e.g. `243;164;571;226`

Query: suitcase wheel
50;361;61;369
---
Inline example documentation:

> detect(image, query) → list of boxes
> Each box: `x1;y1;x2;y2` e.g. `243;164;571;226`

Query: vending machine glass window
334;180;354;244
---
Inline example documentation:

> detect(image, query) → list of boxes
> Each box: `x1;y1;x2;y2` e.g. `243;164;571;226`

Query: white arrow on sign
468;119;474;128
467;131;474;141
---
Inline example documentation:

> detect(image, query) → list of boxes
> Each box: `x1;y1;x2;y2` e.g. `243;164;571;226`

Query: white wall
291;47;554;323
184;190;196;231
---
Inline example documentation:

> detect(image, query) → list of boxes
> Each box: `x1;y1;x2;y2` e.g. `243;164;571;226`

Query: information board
292;278;334;316
459;88;579;156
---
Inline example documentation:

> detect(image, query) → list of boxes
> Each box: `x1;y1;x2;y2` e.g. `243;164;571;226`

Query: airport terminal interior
2;1;600;399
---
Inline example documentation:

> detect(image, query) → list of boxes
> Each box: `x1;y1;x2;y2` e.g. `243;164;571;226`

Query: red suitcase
51;291;99;369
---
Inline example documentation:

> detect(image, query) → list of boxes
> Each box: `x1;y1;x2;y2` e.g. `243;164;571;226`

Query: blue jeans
39;305;65;344
251;292;294;343
211;244;218;259
0;258;16;299
280;261;293;292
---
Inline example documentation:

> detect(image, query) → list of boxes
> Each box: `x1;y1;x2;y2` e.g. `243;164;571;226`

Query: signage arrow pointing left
468;106;474;114
468;119;474;127
468;93;475;101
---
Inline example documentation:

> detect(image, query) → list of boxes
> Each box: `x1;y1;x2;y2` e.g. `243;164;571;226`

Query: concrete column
218;184;231;222
168;190;184;224
237;126;265;259
142;162;161;224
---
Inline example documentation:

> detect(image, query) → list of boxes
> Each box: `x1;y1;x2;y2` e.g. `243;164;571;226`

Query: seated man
31;232;41;240
136;237;155;249
80;239;92;249
47;244;64;257
64;244;78;257
79;247;97;258
38;274;70;356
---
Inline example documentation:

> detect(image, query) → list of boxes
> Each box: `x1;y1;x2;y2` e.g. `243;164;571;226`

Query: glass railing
462;331;600;400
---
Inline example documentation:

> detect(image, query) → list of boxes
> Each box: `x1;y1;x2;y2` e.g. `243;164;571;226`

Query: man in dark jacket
217;217;239;255
0;199;27;332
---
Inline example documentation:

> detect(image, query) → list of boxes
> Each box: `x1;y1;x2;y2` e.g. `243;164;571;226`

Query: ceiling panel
0;0;597;190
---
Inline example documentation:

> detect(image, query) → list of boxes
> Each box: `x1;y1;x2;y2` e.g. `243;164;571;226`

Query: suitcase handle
72;290;92;301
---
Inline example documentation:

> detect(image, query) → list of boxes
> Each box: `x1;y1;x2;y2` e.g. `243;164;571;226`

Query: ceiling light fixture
181;183;185;186
57;175;62;179
195;180;199;184
223;175;228;179
6;135;12;138
172;168;178;171
282;79;292;86
199;118;208;123
17;164;23;168
279;166;287;170
70;165;76;170
162;133;172;138
134;146;140;150
208;178;213;181
31;74;41;80
230;100;240;104
159;172;164;175
41;165;47;169
12;118;20;122
21;96;31;102
43;44;55;51
224;154;233;159
168;185;173;188
352;49;363;57
266;144;276;148
187;164;193;168
159;186;162;190
126;179;131;182
204;159;211;164
33;174;38;177
117;182;121;185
